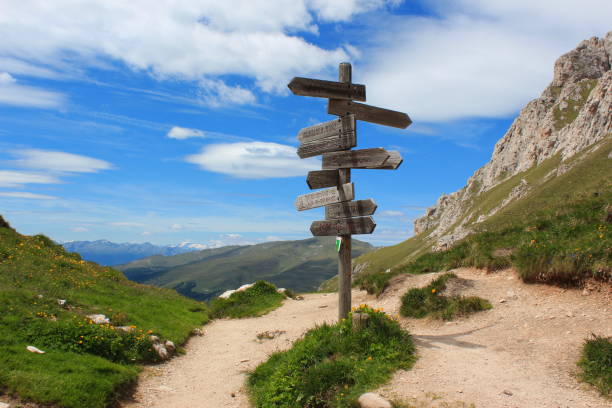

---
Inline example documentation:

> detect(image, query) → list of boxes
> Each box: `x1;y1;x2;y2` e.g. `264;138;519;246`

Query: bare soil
121;268;611;408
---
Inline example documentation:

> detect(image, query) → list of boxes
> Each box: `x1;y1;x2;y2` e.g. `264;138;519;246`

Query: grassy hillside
118;237;373;300
0;216;209;408
332;138;611;294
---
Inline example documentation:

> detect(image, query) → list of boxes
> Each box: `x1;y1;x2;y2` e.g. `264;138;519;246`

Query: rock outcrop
414;32;612;249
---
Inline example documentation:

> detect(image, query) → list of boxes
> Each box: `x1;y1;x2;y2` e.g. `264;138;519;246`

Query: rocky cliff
414;32;612;250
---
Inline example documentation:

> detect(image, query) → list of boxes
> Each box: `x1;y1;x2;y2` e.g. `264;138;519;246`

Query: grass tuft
578;334;611;396
248;305;415;407
400;273;491;320
209;281;285;319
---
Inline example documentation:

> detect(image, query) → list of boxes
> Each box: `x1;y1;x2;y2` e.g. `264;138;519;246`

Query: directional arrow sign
288;77;366;101
306;170;339;189
325;199;377;219
328;99;412;129
298;115;355;143
295;183;354;211
310;216;376;236
362;151;403;170
297;131;356;159
322;148;390;170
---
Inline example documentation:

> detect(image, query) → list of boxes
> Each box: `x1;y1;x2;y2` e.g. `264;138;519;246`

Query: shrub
400;273;491;320
209;281;285;319
578;334;611;396
248;305;416;407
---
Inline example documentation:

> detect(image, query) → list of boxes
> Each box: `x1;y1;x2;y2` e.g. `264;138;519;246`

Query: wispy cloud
198;78;256;107
0;170;60;188
0;191;58;200
186;141;319;179
0;72;65;109
10;149;113;173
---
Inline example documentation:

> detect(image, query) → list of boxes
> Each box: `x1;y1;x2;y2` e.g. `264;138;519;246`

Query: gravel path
122;268;611;408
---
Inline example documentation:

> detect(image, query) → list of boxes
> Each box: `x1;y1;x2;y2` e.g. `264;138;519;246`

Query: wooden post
338;62;352;321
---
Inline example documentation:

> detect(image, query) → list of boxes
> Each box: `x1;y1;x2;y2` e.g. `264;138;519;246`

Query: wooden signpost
290;63;411;320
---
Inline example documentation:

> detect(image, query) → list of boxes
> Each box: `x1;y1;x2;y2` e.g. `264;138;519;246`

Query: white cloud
222;233;242;239
171;223;183;230
141;231;152;236
0;191;58;200
109;222;146;227
0;170;60;188
11;149;113;173
186;141;319;178
70;226;88;232
380;210;404;217
0;72;65;108
361;0;612;122
309;0;400;21
167;126;205;140
198;78;256;107
0;1;396;97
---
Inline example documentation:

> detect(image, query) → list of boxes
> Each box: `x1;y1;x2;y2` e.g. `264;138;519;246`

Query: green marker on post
335;236;342;252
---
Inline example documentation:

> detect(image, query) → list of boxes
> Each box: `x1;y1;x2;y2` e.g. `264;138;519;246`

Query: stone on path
358;392;392;408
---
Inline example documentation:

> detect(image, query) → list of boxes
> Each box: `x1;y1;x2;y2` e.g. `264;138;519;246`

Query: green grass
248;305;415;407
400;273;491;320
552;79;598;130
578;334;612;396
0;216;209;407
209;281;286;319
400;194;610;286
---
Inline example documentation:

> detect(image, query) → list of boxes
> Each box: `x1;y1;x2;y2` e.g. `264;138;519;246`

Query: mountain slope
61;240;206;266
0;215;208;408
118;237;374;300
353;32;611;278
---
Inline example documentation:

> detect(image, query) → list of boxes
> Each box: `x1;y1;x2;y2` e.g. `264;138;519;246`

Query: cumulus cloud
10;149;113;173
167;126;205;140
0;72;65;108
0;170;60;188
186;141;319;178
361;0;612;122
0;191;58;200
0;1;397;97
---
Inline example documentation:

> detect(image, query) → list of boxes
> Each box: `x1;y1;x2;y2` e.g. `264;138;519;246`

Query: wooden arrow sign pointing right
310;216;376;236
288;77;366;101
362;150;403;170
325;199;377;219
328;99;412;129
322;148;390;170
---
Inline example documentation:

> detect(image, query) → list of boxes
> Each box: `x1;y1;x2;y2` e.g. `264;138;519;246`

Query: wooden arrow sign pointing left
295;183;354;211
322;148;390;170
310;216;376;236
288;77;366;101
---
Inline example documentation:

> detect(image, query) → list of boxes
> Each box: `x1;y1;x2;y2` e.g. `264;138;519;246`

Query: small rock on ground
358;392;392;408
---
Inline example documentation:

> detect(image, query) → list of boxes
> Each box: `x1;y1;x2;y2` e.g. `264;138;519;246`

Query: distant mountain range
61;240;207;266
117;237;374;300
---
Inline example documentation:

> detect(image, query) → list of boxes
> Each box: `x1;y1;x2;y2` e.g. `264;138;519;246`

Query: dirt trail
122;268;611;408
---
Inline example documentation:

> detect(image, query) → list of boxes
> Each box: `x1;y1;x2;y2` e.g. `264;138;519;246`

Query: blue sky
0;1;610;248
